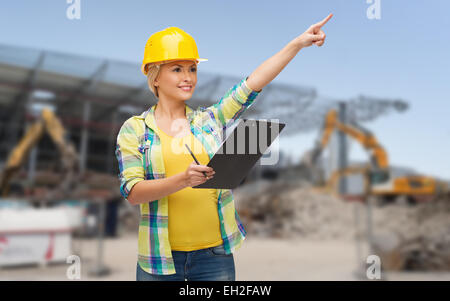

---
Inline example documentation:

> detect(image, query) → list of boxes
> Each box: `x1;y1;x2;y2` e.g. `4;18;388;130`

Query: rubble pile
371;197;450;271
29;169;122;201
235;179;450;271
234;179;356;240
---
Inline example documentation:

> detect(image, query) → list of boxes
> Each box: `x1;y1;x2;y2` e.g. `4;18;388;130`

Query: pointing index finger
316;13;333;28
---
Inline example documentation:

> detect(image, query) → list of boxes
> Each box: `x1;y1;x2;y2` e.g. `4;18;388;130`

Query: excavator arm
0;108;79;199
304;109;448;202
0;120;45;196
303;109;390;185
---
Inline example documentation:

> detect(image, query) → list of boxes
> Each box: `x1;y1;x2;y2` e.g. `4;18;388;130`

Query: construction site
0;42;449;281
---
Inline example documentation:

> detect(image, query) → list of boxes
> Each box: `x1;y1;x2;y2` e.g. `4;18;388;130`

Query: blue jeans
136;244;235;281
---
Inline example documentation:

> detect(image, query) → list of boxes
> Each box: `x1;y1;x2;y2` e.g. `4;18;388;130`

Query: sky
0;0;449;179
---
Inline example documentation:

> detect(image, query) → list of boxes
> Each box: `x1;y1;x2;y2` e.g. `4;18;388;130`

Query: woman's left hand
295;13;333;48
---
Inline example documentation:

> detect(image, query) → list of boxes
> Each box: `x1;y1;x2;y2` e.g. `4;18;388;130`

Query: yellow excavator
0;108;79;200
302;109;448;204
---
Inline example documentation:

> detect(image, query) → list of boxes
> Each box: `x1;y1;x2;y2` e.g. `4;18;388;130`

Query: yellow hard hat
141;27;208;76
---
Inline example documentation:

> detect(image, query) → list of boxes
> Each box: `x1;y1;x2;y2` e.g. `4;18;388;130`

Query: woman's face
154;60;197;102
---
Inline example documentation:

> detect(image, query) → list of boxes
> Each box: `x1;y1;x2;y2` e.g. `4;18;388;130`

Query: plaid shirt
115;76;261;275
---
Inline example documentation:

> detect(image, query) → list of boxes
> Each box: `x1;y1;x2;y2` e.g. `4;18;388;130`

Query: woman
116;13;333;281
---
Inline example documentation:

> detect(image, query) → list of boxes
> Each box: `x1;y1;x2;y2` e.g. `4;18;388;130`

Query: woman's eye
173;67;196;72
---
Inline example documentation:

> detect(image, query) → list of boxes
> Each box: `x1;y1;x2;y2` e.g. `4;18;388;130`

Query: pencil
185;144;208;178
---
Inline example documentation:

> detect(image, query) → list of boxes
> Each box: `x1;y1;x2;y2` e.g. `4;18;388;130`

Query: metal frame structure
0;43;408;177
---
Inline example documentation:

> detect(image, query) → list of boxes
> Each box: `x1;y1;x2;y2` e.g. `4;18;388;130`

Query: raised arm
246;13;333;92
201;76;262;131
201;14;332;131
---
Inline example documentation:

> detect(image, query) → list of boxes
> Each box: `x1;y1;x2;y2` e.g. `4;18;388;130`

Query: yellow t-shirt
155;125;223;251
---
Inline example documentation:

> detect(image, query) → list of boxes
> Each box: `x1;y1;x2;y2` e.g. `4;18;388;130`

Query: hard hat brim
141;58;208;76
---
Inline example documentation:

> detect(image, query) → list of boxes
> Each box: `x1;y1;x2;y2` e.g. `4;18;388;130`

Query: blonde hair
145;62;163;98
145;59;199;98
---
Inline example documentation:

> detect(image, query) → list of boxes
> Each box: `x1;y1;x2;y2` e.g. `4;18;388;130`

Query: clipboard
194;119;285;189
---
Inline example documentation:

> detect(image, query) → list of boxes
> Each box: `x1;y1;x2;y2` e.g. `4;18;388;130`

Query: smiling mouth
179;86;192;91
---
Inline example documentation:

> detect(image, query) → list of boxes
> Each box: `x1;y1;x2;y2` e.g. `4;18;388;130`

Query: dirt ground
1;233;449;281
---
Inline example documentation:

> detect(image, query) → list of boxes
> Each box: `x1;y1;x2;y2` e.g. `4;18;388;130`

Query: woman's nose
181;70;194;82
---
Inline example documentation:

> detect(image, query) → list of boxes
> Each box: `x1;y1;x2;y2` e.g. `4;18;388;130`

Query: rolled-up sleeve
115;120;145;201
204;76;262;129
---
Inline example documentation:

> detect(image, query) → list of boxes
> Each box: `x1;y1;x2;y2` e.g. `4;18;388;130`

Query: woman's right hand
294;13;333;48
183;162;215;187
